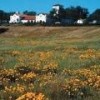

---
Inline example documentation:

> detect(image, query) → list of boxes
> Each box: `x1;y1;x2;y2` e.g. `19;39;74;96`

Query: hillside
0;26;100;40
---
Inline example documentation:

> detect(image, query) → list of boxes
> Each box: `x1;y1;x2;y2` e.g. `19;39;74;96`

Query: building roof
37;13;48;15
21;15;35;20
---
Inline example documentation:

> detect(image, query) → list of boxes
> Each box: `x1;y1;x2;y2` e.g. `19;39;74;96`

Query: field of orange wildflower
0;26;100;100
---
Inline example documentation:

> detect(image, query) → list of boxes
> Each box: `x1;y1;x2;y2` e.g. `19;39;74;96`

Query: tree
23;10;36;15
88;9;100;21
0;10;15;24
65;6;89;20
49;5;89;23
49;4;66;22
0;10;4;24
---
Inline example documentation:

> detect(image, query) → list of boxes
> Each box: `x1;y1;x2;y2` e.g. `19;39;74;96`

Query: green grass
0;26;100;69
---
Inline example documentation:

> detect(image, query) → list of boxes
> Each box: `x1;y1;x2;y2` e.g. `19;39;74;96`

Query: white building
9;13;20;24
76;19;85;25
89;20;97;25
36;13;47;23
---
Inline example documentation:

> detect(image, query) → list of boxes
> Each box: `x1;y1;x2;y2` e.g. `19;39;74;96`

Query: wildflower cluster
79;49;100;59
21;72;36;83
16;92;45;100
0;48;100;100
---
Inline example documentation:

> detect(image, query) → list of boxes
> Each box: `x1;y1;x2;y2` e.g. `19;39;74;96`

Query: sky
0;0;100;14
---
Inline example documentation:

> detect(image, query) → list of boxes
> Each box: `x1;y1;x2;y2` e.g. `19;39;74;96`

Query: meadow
0;26;100;100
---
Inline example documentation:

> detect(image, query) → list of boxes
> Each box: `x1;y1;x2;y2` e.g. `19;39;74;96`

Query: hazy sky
0;0;100;13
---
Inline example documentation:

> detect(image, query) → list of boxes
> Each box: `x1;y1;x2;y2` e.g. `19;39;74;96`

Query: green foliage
23;10;36;15
65;6;89;20
88;9;100;21
49;5;89;23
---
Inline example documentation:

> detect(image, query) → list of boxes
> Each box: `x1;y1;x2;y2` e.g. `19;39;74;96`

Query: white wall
36;14;47;23
77;19;84;24
9;14;20;23
21;20;35;24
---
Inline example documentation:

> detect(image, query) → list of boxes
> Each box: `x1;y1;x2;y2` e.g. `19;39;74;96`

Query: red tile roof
21;15;35;20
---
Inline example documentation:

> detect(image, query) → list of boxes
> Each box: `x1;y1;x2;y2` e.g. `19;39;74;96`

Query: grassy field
0;26;100;100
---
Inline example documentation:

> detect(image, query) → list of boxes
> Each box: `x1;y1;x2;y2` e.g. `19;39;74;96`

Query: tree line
50;5;100;24
0;5;100;24
50;5;88;21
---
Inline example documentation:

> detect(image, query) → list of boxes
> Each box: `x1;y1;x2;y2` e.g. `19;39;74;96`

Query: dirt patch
0;27;9;34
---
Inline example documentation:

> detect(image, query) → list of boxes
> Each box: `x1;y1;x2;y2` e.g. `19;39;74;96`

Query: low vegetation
0;26;100;100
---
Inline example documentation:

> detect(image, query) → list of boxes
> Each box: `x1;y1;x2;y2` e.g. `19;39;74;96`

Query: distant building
92;20;97;24
76;19;85;25
9;13;20;24
9;13;36;24
89;20;100;25
89;20;97;25
36;13;48;23
21;15;35;24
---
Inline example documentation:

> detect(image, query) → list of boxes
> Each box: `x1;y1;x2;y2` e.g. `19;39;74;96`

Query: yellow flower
16;92;45;100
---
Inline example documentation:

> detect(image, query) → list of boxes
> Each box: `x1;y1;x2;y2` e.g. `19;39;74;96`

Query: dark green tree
23;10;36;15
49;5;88;22
49;4;66;22
0;10;4;24
88;9;100;21
65;6;89;20
0;10;13;24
